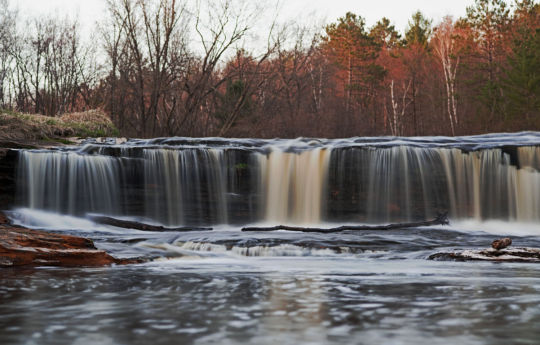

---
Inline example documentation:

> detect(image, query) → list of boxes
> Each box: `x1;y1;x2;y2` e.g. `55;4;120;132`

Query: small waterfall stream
15;133;540;226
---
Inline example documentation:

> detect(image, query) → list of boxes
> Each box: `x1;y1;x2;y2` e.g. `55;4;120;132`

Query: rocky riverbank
0;212;138;267
0;133;143;268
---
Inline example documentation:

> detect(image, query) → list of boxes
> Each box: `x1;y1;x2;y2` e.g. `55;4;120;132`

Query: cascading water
328;146;540;223
143;148;229;225
17;151;121;216
258;147;331;224
15;133;540;226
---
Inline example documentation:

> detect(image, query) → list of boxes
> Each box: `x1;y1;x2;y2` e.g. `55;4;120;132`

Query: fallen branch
89;215;212;232
242;212;449;233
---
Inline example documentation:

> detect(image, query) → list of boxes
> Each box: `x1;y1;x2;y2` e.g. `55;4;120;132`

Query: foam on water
448;220;540;237
7;208;145;235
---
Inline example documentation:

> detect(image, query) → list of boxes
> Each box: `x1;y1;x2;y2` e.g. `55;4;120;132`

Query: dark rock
492;237;512;250
0;148;17;210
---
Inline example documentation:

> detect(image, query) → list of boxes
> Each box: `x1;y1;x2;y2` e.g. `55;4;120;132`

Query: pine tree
501;2;540;124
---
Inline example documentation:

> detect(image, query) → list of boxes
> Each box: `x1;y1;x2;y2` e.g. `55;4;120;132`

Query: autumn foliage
0;0;538;138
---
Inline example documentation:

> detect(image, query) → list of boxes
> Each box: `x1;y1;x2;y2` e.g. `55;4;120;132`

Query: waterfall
17;148;239;226
17;151;121;216
143;148;228;225
329;146;540;223
15;134;540;226
258;147;331;224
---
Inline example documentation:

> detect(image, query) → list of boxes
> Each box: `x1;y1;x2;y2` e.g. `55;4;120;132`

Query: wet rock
429;247;540;263
0;148;17;210
79;137;128;145
492;237;512;250
0;212;141;267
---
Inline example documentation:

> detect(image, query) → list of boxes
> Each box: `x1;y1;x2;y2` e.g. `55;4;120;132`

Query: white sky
15;0;477;35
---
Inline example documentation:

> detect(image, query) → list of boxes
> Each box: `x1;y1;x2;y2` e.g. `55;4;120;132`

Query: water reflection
255;277;327;344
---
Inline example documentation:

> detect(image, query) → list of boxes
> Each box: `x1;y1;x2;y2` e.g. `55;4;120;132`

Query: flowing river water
2;132;540;344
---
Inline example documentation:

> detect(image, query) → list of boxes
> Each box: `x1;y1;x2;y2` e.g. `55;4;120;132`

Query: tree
405;10;431;47
0;0;16;109
9;15;89;116
370;17;401;49
465;0;510;122
403;10;432;135
214;50;269;136
323;12;383;134
501;2;540;124
432;16;462;135
103;0;189;137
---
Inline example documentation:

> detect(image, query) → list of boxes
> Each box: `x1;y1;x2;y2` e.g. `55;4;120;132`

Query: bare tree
175;0;266;136
389;79;412;136
103;0;189;137
0;0;17;109
432;16;460;135
8;14;90;116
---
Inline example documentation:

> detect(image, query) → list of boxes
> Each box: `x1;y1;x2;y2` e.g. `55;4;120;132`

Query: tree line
0;0;538;138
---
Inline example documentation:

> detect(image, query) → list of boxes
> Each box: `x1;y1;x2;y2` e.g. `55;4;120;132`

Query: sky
15;0;477;35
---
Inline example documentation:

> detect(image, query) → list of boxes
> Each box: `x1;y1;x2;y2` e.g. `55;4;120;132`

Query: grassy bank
0;109;119;143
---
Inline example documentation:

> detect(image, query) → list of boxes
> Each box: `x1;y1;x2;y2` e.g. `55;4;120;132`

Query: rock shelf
0;212;139;267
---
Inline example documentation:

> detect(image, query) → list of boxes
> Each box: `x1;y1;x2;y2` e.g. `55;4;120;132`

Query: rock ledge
429;247;540;263
0;212;138;267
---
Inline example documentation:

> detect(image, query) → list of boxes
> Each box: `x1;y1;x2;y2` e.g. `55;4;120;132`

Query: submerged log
89;215;212;232
0;212;141;267
242;212;449;233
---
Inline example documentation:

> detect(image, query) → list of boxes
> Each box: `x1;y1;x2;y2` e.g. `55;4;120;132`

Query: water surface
2;211;540;345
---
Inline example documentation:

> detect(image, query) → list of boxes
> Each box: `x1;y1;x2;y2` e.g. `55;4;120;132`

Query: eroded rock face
0;147;17;211
0;212;138;267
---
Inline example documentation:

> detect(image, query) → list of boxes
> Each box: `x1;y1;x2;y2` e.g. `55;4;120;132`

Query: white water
8;207;540;238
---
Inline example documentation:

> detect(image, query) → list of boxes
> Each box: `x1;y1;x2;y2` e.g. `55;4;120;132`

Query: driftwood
89;215;212;232
242;212;449;233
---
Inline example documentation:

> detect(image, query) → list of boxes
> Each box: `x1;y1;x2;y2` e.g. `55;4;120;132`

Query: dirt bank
0;109;118;142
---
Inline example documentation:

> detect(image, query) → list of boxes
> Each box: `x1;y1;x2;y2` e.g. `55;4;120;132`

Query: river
2;132;540;344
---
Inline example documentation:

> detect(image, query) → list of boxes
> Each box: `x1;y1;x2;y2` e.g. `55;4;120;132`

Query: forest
0;0;538;138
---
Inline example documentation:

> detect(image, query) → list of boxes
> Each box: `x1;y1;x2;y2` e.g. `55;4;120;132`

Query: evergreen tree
323;13;382;114
465;0;510;122
502;2;540;123
405;11;432;47
370;17;401;49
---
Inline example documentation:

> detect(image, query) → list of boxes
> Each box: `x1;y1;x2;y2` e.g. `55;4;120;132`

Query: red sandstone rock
0;211;139;267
